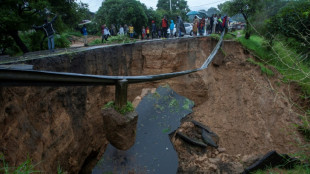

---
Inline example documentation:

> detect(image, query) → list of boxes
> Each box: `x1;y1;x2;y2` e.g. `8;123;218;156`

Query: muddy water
93;85;194;173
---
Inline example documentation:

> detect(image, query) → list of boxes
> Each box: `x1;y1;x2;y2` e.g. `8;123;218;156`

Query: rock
132;96;142;108
209;163;218;170
102;108;138;150
218;161;244;174
241;154;262;168
140;88;156;98
209;158;220;164
218;147;226;153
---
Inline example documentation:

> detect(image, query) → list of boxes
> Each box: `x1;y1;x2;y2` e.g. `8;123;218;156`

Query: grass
236;35;310;96
88;35;135;46
253;165;310;174
0;153;40;174
247;58;274;76
103;101;134;115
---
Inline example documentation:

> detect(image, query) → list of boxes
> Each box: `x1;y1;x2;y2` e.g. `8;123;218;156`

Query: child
141;26;146;40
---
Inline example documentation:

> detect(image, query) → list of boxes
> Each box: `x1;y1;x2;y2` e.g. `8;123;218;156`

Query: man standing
33;14;57;52
151;20;157;39
82;25;88;46
129;24;134;38
161;16;168;38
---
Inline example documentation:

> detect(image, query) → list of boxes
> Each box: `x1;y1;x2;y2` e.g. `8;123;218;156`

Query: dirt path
70;35;101;47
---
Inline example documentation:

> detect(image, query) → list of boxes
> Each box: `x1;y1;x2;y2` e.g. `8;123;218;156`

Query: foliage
219;0;263;39
264;0;310;57
103;101;135;115
237;34;310;96
205;7;220;17
253;165;310;174
0;0;92;54
298;111;310;141
247;58;274;76
95;0;148;35
89;39;102;46
156;0;190;22
0;154;39;174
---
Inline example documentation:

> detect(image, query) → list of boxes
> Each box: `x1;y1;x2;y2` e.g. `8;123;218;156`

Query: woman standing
192;16;199;36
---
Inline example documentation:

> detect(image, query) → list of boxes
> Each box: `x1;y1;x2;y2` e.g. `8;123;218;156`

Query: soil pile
170;41;306;173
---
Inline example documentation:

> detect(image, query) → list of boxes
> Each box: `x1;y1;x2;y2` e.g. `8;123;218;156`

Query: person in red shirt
161;16;168;38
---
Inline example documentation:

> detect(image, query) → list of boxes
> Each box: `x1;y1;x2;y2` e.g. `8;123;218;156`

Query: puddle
93;85;194;173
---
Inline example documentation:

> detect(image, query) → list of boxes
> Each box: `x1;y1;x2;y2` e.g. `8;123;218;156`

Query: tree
205;7;220;17
95;0;148;35
265;0;310;56
219;0;263;39
0;0;48;53
0;0;86;54
156;0;190;21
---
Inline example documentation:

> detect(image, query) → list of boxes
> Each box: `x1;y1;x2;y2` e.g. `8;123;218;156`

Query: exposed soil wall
0;37;217;173
0;37;305;173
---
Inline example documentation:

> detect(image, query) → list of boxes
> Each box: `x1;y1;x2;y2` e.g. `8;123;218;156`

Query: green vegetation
103;101;134;115
237;35;310;95
182;99;194;111
162;128;171;133
0;153;39;174
247;58;274;76
253;164;310;174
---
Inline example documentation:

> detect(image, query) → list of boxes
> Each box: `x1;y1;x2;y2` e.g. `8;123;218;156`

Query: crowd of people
33;13;230;51
193;14;230;36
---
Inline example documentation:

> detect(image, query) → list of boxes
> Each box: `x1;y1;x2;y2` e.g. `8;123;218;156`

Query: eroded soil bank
0;37;306;173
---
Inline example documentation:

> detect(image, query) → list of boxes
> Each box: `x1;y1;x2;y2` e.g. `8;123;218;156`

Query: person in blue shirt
170;20;175;38
82;25;88;46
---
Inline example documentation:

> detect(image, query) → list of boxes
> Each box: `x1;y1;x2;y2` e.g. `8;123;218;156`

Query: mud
0;37;307;173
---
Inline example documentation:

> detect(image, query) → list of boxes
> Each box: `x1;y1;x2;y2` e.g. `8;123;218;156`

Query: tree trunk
8;30;29;53
242;13;251;40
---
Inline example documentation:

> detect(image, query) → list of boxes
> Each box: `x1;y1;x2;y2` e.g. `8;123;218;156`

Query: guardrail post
115;79;128;109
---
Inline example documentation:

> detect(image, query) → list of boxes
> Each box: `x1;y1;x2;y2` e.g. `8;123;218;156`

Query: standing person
212;14;217;34
119;25;124;35
124;24;128;35
103;25;110;42
158;27;162;38
141;26;146;40
146;26;150;39
101;24;105;43
161;16;168;38
206;17;211;35
210;14;214;34
129;24;134;38
199;17;206;36
33;14;58;52
216;14;222;33
177;16;185;37
192;16;199;36
111;24;117;36
170;20;175;38
82;25;88;46
151;20;156;39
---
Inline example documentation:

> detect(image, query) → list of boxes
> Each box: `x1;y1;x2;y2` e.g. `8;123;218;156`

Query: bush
54;34;71;48
265;1;310;59
103;101;134;115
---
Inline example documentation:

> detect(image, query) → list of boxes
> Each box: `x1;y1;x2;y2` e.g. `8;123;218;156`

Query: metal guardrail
0;32;225;107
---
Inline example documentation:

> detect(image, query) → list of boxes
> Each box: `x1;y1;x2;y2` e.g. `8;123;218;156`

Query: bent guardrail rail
0;32;225;107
